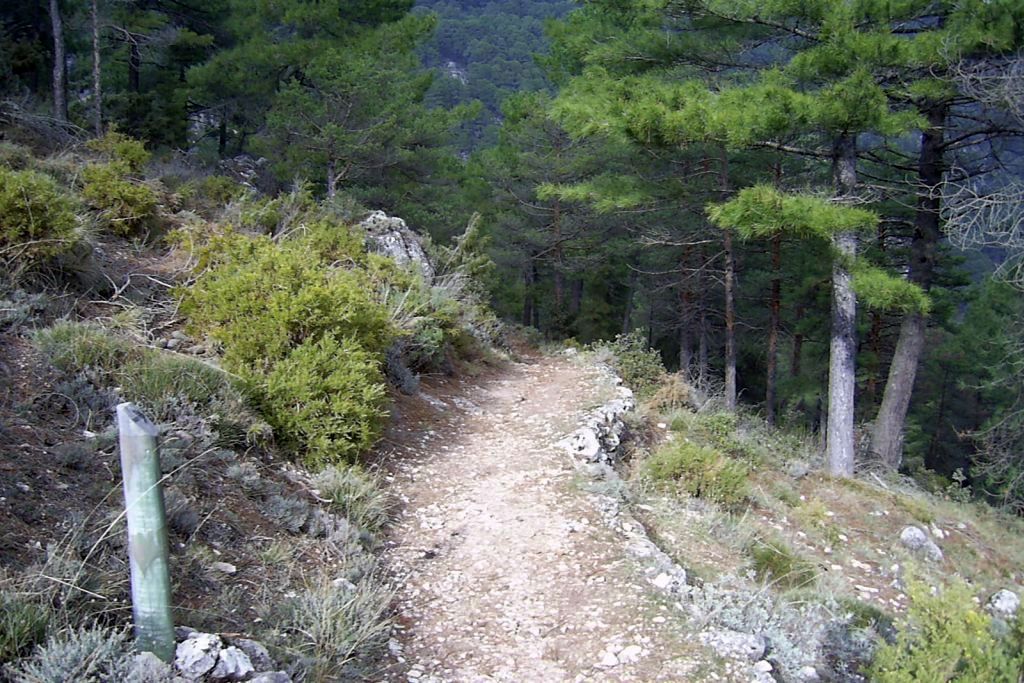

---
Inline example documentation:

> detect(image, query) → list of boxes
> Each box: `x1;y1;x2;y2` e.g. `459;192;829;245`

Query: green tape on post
117;402;175;662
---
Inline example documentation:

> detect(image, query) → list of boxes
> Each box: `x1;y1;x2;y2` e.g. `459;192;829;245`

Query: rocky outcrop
359;211;435;281
167;629;290;682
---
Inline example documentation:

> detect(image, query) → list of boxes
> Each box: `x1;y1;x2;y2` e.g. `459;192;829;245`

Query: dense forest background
2;0;1024;509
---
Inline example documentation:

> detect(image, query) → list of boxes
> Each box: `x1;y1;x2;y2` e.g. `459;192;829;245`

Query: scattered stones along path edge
378;354;722;683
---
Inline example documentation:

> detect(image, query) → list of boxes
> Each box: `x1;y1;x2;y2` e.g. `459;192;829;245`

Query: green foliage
600;331;666;396
645;441;749;507
33;322;133;375
748;537;817;589
279;575;392;682
707;185;879;240
84;131;151;173
81;163;158;236
33;321;254;426
178;176;246;216
313;466;391;535
264;335;389;468
0;594;49;664
182;225;393;377
4;625;134;683
852;261;931;314
183;201;497;464
870;577;1024;682
0;143;33;170
0;168;78;262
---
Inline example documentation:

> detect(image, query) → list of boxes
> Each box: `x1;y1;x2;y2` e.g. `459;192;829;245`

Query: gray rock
210;561;237;575
210;646;254;681
563;427;602;461
175;632;222;680
175;625;200;641
797;666;820;682
127;651;174;683
359;211;435;281
249;673;292;683
699;629;766;662
786;460;811;479
987;589;1020;619
233;638;275;672
899;526;943;562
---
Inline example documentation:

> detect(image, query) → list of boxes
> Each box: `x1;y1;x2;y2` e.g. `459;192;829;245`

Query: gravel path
380;356;709;682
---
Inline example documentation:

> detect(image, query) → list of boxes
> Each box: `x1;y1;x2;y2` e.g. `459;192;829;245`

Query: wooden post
117;402;174;662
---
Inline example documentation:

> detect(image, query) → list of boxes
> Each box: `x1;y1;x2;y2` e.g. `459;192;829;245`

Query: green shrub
4;625;133;682
279;576;392;682
602;330;665;396
178;175;245;216
0;142;33;170
264;335;389;468
33;322;132;374
0;168;78;262
0;594;49;664
870;578;1024;682
748;537;817;589
645;441;749;507
313;465;390;535
85;130;150;172
81;163;158;236
182;228;393;376
34;321;255;425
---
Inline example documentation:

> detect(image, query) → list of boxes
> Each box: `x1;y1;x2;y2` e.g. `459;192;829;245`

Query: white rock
598;651;620;668
618;644;642;664
987;589;1020;619
210;646;254;681
700;629;766;662
753;660;773;673
210;561;237;575
175;632;222;680
651;573;673;589
127;651;172;683
797;665;821;681
249;674;292;683
233;638;274;672
359;211;435;280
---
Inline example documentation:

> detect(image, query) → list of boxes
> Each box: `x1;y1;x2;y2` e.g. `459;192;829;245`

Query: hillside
415;0;572;147
3;0;1024;680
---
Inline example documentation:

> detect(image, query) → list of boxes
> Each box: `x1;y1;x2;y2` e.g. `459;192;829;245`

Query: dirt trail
381;355;709;682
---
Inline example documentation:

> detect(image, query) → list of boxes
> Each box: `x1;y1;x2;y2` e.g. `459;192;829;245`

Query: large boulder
359;211;435;281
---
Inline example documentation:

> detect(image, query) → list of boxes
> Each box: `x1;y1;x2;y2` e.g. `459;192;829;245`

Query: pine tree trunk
129;38;141;93
552;199;564;310
791;302;804;380
724;230;737;410
570;279;583;317
622;267;637;334
720;149;737;411
49;0;67;122
522;255;535;327
871;104;947;470
827;134;859;477
91;0;102;135
696;245;709;384
766;232;782;425
326;159;337;198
